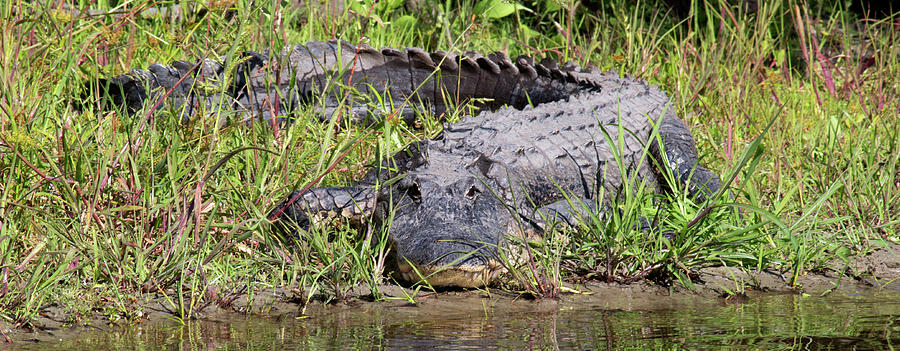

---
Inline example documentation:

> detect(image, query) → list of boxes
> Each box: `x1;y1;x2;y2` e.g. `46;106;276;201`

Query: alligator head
385;151;514;288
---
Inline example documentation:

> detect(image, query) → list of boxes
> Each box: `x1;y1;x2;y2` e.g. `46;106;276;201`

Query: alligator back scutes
285;40;601;112
99;40;612;121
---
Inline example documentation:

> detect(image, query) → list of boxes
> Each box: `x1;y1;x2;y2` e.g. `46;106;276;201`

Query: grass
0;0;897;327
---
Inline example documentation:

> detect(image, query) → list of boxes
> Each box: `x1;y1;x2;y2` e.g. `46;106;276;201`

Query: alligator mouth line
395;260;504;288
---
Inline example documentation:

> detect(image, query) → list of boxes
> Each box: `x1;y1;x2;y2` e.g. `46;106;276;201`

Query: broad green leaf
377;0;406;12
393;15;418;31
474;0;531;19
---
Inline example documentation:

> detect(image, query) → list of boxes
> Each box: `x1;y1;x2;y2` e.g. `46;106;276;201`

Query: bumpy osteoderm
98;40;605;123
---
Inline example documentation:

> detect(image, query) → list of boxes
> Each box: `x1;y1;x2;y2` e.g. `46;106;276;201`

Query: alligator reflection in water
14;292;900;350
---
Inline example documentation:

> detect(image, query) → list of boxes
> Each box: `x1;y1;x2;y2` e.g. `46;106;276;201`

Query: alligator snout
391;222;504;288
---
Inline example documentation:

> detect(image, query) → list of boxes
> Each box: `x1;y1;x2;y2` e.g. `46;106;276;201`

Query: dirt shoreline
3;243;897;345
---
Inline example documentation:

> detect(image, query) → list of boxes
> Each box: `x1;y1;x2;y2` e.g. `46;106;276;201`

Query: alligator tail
96;40;609;122
96;58;228;119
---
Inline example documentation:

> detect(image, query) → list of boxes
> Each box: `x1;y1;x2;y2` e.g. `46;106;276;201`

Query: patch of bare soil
694;243;899;296
2;244;898;346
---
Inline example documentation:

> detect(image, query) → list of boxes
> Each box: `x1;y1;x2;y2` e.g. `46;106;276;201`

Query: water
12;291;900;350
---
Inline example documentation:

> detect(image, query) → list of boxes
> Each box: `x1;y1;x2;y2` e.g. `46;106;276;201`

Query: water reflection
13;292;900;350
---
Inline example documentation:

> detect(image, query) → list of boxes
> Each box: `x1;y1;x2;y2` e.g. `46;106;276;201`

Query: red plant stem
0;267;7;299
792;5;824;108
8;148;74;185
809;34;837;97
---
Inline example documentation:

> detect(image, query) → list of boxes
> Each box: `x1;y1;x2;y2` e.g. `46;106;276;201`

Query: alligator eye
406;182;422;203
465;185;481;200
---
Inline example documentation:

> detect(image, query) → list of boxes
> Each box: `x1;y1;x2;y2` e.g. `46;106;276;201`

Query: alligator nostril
407;182;422;203
465;185;481;200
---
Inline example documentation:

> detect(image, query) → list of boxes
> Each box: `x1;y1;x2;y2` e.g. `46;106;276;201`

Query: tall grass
0;0;896;325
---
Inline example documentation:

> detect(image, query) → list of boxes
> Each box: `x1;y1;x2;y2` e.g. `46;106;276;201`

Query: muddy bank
3;243;898;345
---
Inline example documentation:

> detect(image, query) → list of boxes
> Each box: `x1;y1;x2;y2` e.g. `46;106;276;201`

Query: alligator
100;40;721;288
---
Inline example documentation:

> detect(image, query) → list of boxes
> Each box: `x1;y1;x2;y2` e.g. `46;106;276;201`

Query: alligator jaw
395;260;503;288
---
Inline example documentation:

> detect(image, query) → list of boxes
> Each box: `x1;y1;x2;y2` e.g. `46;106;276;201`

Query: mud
2;243;897;346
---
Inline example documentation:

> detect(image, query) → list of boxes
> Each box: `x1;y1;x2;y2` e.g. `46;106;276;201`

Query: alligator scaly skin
100;40;604;123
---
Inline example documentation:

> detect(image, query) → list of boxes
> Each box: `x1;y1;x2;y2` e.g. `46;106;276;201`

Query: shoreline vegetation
1;0;897;338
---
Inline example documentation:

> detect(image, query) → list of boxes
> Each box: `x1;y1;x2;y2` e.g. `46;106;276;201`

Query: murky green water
12;291;900;350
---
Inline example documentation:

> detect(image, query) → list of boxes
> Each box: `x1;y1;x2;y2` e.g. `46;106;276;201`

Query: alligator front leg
653;113;722;203
532;197;600;229
270;186;377;233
